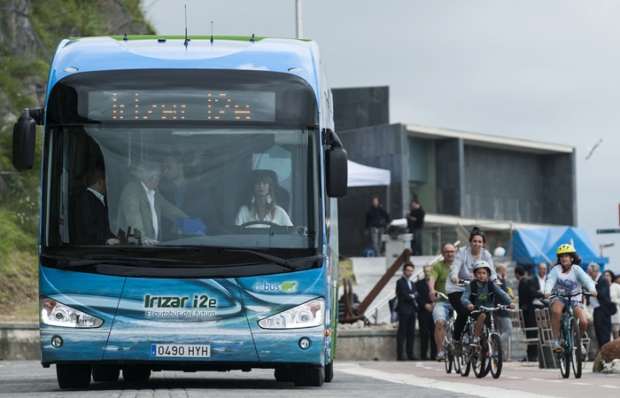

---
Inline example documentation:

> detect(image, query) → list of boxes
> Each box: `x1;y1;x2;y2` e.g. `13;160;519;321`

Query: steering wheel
240;221;275;228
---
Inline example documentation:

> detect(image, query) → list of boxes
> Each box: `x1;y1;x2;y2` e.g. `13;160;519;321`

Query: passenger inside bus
159;153;221;236
71;168;119;246
116;161;188;244
234;169;293;228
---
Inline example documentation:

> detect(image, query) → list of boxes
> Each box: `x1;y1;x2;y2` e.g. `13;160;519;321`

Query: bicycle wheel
558;322;570;379
460;347;471;377
472;332;489;378
570;317;582;378
490;333;502;379
453;351;462;374
443;321;453;373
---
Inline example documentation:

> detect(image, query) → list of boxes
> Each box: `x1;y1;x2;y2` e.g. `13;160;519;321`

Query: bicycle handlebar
479;304;514;312
469;304;514;315
434;291;449;300
547;291;594;299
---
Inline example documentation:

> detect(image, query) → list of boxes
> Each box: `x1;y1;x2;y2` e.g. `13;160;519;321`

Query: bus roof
49;36;322;94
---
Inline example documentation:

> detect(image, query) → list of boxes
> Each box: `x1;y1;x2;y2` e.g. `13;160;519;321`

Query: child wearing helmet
461;260;515;348
544;243;597;354
447;227;499;342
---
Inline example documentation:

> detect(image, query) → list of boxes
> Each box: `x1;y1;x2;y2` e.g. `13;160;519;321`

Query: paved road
0;359;617;397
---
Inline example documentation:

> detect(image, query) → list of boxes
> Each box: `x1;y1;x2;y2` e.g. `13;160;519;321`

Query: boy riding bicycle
461;260;515;348
543;244;597;354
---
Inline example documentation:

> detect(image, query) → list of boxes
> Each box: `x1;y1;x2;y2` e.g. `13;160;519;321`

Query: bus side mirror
324;129;348;198
12;108;43;171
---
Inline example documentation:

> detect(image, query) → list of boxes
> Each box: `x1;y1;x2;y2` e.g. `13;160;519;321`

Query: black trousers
525;304;543;360
593;308;612;350
448;291;468;341
397;311;417;359
418;308;437;359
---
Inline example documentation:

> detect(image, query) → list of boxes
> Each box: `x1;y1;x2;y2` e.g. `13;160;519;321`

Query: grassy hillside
0;0;154;320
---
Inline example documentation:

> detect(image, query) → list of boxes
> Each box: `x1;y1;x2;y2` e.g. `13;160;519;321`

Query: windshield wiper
223;249;323;270
41;254;201;269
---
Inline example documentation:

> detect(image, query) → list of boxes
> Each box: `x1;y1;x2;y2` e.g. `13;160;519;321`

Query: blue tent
512;226;608;272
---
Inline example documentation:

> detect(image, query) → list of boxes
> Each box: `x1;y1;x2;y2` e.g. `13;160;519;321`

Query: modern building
334;87;575;257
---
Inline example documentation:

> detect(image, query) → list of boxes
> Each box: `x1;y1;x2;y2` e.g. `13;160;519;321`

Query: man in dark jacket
524;262;547;361
588;263;616;349
515;265;531;360
365;196;391;256
415;265;437;360
406;199;425;255
73;169;119;246
396;262;418;360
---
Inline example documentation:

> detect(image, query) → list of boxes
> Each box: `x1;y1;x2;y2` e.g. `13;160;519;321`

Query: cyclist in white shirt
543;244;597;354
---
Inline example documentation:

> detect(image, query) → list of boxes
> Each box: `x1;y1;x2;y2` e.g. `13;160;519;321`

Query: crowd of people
394;226;620;362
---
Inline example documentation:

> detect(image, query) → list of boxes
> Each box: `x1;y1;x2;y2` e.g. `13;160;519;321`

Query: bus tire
293;365;324;387
274;367;294;382
325;361;334;382
122;367;151;382
92;364;120;382
57;363;92;389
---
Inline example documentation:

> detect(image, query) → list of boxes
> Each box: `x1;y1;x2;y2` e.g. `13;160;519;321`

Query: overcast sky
142;0;620;273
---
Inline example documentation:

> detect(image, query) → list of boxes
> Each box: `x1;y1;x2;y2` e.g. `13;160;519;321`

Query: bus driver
235;170;292;228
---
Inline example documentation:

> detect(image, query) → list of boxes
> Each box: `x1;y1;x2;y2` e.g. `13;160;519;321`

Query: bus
12;35;347;389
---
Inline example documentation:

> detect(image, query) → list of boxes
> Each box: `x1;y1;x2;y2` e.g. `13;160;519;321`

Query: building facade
335;87;576;257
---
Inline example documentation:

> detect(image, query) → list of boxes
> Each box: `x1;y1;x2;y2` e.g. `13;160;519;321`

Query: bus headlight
258;298;324;329
40;298;103;328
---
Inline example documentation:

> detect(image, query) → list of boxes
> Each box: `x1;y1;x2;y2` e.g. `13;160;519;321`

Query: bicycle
459;304;511;379
547;291;592;379
435;291;460;374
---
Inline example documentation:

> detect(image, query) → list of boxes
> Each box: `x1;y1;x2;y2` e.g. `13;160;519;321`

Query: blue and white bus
12;35;347;389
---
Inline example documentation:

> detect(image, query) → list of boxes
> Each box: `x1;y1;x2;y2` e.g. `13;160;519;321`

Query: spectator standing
396;262;418;360
587;263;616;349
524;262;547;361
415;265;437;360
406;199;425;255
364;196;391;256
495;263;513;356
608;271;620;340
515;265;538;362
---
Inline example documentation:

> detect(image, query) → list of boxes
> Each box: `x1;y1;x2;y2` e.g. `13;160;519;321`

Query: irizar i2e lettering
144;294;218;309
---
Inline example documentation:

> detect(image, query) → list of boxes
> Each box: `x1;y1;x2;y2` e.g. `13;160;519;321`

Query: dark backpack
469;279;495;306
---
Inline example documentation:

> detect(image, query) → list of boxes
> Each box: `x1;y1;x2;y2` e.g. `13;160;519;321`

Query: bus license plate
151;344;211;358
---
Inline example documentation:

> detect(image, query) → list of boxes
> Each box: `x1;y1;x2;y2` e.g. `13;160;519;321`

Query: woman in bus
235;170;292;227
447;227;498;343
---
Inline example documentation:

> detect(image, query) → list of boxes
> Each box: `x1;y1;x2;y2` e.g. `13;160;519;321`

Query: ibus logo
253;281;298;292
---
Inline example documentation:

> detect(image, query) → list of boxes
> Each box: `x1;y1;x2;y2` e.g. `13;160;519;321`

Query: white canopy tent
347;160;391;187
347;160;392;211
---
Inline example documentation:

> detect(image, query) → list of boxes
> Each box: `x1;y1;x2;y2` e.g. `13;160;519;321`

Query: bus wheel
57;363;92;389
274;367;294;382
325;361;334;382
92;365;120;382
122;367;151;382
293;365;324;387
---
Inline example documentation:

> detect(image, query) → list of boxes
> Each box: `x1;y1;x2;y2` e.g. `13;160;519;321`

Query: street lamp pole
295;0;303;39
599;242;615;257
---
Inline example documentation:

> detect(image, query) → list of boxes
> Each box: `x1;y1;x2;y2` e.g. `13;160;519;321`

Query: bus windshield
41;68;322;258
43;125;320;252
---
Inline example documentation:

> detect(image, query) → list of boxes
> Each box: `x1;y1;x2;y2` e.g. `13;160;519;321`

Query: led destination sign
88;90;276;122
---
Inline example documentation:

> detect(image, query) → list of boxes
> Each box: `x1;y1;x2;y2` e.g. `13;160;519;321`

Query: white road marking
602;385;618;388
337;364;563;398
572;382;590;385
